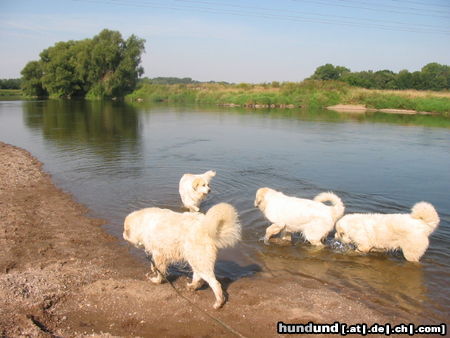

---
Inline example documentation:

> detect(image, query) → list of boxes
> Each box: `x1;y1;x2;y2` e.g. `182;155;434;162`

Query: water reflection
22;100;140;159
131;101;450;128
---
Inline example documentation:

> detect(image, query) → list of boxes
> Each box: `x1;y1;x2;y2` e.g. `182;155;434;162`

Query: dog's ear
254;188;266;208
255;188;268;210
192;178;203;190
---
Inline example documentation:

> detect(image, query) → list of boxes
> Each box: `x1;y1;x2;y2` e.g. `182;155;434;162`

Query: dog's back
263;190;334;229
124;208;188;249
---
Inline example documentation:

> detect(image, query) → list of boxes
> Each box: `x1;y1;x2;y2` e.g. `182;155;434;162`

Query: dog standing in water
335;202;439;262
179;170;216;211
255;188;345;246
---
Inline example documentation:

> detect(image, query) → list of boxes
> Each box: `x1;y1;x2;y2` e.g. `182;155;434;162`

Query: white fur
335;202;439;262
179;170;216;211
123;203;241;309
255;188;345;246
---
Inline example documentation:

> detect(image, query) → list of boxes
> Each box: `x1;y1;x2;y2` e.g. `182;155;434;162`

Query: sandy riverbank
1;142;407;337
326;104;437;115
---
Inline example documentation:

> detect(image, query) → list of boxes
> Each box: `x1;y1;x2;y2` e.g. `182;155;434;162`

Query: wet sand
0;141;406;337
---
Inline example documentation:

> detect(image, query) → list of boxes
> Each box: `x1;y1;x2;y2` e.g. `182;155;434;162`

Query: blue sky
0;0;449;82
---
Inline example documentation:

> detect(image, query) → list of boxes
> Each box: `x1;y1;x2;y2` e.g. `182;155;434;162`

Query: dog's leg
200;273;225;309
149;254;167;284
280;230;292;242
264;224;286;245
145;258;157;280
356;244;371;253
303;221;327;247
187;272;204;291
402;237;429;262
189;249;223;309
189;205;200;212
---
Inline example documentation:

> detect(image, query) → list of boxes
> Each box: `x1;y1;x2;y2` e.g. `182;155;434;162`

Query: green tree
420;63;449;91
310;62;449;91
21;61;47;97
373;70;397;89
310;64;350;80
21;29;145;98
0;78;21;89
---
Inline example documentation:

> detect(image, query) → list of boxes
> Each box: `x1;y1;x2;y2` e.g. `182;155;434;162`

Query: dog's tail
411;202;440;232
202;203;241;249
314;192;345;222
204;170;216;181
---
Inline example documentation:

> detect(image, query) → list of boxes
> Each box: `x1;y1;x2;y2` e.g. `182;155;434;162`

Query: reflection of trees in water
23;100;140;158
188;104;450;128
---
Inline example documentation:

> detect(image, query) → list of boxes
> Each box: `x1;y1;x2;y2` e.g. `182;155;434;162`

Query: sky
0;0;449;83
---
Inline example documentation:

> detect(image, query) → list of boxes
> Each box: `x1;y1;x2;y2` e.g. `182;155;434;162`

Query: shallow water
1;100;449;322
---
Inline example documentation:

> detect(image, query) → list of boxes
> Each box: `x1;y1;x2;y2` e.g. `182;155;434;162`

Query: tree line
0;78;21;89
309;63;450;91
20;29;145;98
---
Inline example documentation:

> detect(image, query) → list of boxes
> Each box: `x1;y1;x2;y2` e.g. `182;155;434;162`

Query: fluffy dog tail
314;192;345;222
411;202;440;232
202;203;241;249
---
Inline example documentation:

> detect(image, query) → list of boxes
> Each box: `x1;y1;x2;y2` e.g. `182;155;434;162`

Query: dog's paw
149;275;163;284
213;300;224;310
186;282;199;291
263;237;271;245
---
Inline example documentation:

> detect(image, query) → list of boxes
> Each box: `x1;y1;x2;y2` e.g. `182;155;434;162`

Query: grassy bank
0;89;23;98
343;88;450;114
126;81;450;115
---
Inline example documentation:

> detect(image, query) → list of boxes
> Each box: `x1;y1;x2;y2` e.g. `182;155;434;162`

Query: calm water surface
0;100;449;322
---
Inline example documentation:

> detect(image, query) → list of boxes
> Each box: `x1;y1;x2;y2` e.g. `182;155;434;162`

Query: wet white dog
123;203;241;309
255;188;345;246
335;202;439;262
179;170;216;211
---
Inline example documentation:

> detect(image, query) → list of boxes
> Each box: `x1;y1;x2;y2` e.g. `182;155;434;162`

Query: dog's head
254;187;271;211
193;177;211;196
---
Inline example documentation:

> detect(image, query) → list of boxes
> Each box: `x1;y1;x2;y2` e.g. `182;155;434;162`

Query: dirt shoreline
326;104;437;115
1;142;409;337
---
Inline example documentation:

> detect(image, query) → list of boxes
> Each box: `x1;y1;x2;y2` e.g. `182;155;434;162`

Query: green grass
126;80;349;108
126;80;450;115
345;92;450;114
0;89;23;97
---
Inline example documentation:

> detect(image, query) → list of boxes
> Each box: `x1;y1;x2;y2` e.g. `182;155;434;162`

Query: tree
309;64;350;80
0;78;21;89
420;63;449;91
20;29;145;98
373;70;397;89
311;62;450;91
21;61;47;97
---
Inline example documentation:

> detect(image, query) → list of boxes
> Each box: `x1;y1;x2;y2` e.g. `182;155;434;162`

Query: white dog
179;170;216;211
255;188;345;246
335;202;439;262
123;203;241;309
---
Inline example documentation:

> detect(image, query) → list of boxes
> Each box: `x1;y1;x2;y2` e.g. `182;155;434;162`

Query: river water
0;100;449;323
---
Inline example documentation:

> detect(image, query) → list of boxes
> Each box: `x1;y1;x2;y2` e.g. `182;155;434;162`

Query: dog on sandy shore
123;203;241;309
179;170;216;211
335;202;439;262
255;188;345;246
